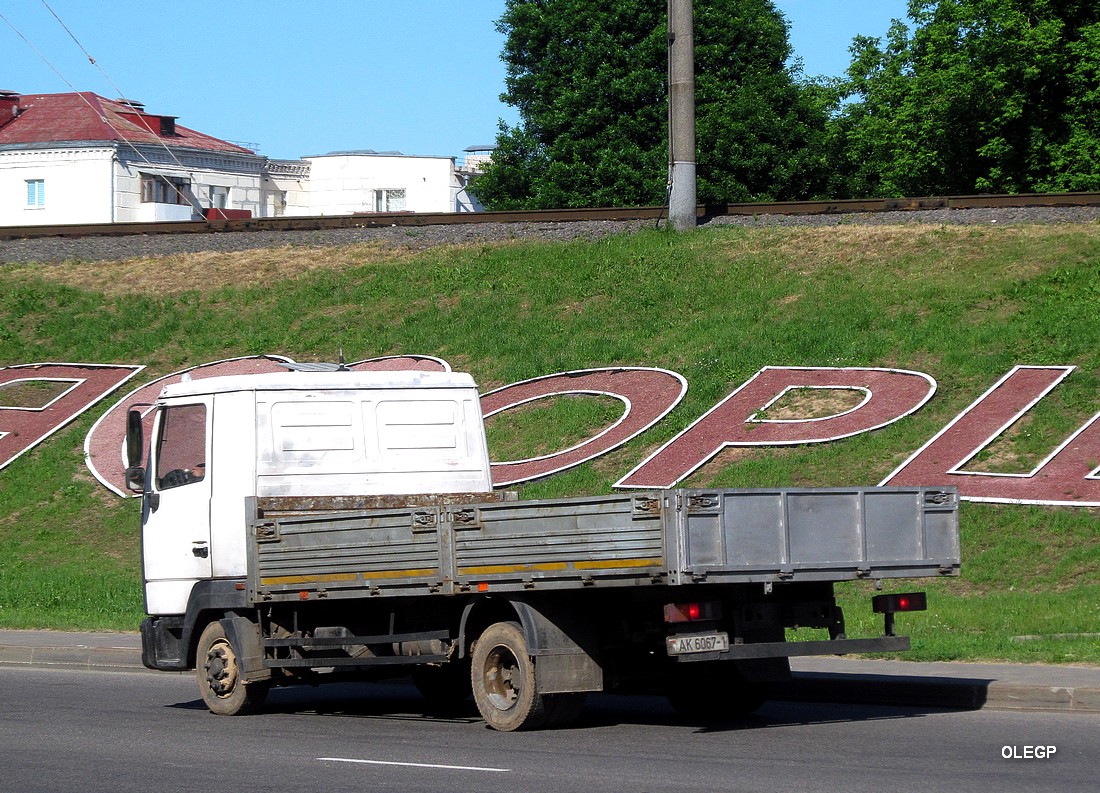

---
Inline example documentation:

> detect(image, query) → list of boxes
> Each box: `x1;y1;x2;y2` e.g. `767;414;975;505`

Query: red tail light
663;601;722;623
872;592;927;614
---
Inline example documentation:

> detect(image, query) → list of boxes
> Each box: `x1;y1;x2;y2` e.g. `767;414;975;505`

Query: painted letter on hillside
615;367;937;489
484;368;687;486
881;366;1100;506
1;363;143;471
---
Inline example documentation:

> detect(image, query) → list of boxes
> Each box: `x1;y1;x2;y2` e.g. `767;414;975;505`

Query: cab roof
158;369;478;400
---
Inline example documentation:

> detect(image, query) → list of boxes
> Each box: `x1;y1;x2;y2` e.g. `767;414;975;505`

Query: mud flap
141;616;187;671
219;615;272;683
510;600;603;694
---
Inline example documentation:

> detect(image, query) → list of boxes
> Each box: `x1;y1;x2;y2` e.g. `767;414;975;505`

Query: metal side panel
248;500;445;601
452;493;668;590
243;486;959;601
676;487;959;583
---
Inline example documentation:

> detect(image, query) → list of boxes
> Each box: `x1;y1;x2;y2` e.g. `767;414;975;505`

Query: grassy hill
1;222;1098;664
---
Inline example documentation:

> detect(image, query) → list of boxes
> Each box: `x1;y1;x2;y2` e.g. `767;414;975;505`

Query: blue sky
778;0;910;78
1;1;909;162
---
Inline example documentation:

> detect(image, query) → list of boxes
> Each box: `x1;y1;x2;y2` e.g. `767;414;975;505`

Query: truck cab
132;369;492;617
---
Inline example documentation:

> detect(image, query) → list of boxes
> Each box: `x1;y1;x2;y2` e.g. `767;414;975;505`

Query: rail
3;191;1099;242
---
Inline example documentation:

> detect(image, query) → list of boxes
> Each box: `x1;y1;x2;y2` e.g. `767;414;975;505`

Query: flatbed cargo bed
247;486;960;603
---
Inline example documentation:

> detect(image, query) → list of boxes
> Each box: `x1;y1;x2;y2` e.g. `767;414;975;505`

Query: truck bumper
140;616;189;671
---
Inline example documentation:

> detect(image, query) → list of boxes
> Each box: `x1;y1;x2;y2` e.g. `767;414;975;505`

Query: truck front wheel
196;620;269;716
471;621;546;731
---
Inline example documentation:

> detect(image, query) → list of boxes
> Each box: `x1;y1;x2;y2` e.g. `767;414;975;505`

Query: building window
141;174;191;204
210;185;229;209
25;179;45;208
373;188;406;212
267;190;286;217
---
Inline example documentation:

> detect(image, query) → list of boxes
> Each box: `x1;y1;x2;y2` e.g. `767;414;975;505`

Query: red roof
0;92;253;154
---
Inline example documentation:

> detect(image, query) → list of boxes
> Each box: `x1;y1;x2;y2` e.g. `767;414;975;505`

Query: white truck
128;367;960;730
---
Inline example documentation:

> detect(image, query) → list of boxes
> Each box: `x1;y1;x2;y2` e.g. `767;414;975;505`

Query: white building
0;90;487;226
274;150;464;216
0;91;265;224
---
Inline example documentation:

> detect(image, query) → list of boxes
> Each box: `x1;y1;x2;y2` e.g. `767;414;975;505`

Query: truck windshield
155;404;207;490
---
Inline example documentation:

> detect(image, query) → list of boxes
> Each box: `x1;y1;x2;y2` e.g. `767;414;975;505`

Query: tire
665;662;767;722
412;660;473;713
195;620;269;716
470;621;547;731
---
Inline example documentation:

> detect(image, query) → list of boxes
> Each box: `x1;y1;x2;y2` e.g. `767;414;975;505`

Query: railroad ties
3;192;1100;241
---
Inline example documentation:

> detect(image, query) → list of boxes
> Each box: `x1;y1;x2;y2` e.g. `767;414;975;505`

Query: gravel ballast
1;205;1098;265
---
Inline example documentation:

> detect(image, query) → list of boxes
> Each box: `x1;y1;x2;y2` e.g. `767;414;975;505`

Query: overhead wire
38;0;187;170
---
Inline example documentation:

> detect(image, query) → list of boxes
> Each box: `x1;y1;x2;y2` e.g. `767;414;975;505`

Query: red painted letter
881;366;1100;506
483;368;687;486
347;355;449;372
616;367;936;489
1;363;143;472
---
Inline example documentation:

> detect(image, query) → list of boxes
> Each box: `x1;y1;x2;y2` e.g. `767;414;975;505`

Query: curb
0;642;148;673
782;672;1100;713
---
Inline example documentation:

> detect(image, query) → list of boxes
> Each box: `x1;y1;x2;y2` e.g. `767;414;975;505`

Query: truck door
142;398;213;615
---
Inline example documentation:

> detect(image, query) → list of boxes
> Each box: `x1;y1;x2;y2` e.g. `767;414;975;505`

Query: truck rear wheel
196;620;269;716
471;621;547;731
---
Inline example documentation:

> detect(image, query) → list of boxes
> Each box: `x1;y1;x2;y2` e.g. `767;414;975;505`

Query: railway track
3;191;1100;242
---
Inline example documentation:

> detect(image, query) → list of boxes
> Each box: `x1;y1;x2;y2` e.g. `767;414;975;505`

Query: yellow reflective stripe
457;562;569;576
261;568;438;586
458;558;660;576
574;558;661;571
262;558;663;586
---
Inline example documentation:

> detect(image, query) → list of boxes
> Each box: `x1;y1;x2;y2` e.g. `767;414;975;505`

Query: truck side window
155;404;207;490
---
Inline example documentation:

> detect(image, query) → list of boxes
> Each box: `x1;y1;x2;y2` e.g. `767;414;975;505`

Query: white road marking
318;757;511;773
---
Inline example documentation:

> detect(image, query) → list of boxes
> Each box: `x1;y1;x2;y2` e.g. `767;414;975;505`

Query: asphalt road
2;665;1095;793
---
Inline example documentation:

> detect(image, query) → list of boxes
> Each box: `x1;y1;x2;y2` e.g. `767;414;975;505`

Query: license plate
667;632;730;655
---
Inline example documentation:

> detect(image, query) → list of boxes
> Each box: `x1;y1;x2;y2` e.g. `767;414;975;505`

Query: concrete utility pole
667;0;696;231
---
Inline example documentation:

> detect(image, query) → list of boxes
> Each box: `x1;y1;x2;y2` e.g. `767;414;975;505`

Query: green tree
829;0;1100;197
473;0;829;210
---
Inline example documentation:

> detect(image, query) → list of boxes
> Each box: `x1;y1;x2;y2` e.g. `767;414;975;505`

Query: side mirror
125;408;145;468
125;465;146;493
125;408;146;493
